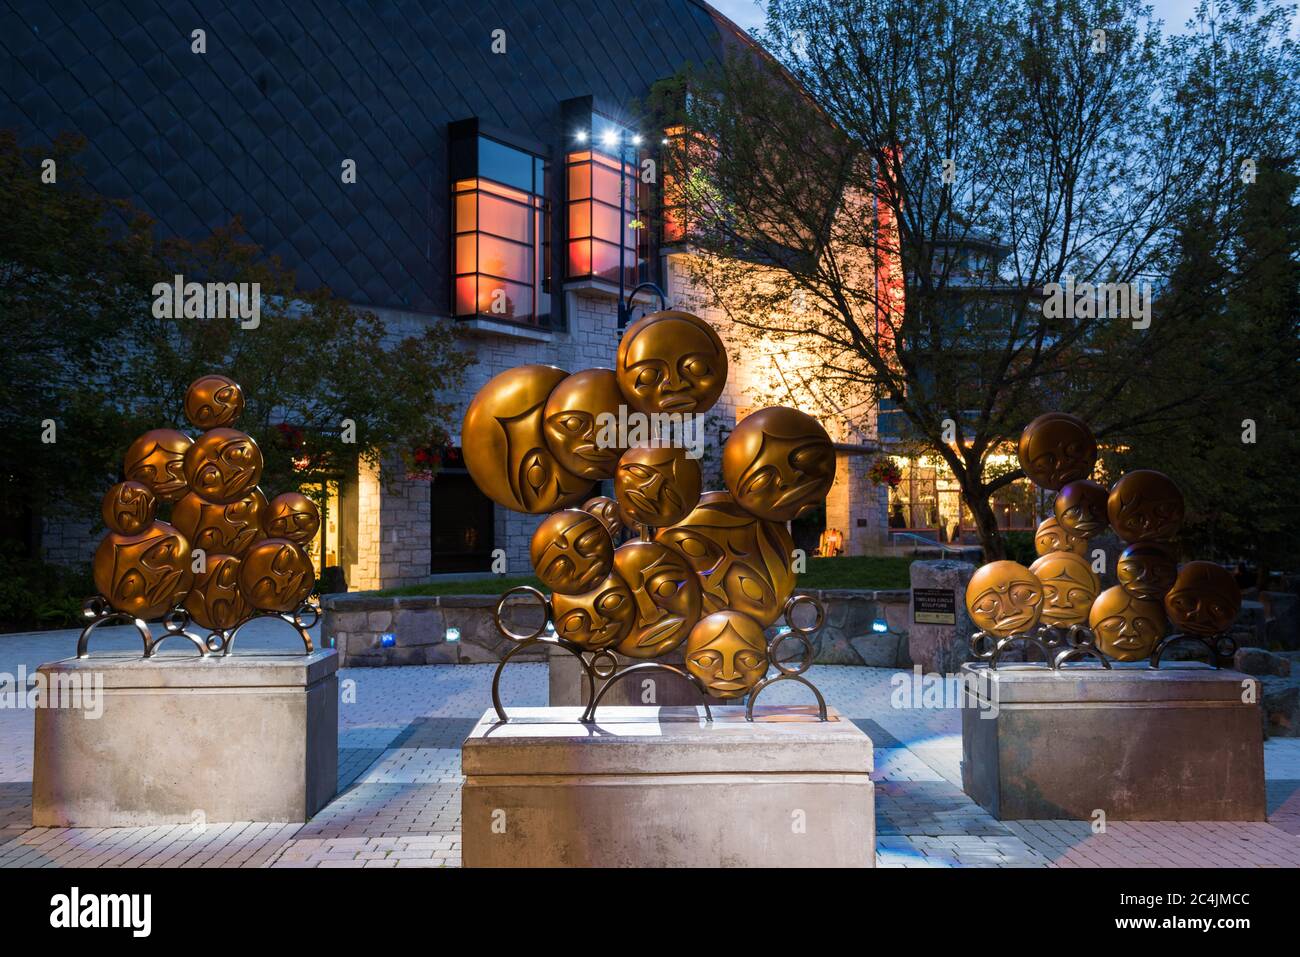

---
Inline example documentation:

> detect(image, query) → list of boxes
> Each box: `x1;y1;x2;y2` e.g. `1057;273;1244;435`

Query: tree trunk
964;486;1004;562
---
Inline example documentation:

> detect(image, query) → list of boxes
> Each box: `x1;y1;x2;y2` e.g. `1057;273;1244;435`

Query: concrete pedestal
462;705;874;867
33;651;338;827
547;645;736;707
961;662;1265;821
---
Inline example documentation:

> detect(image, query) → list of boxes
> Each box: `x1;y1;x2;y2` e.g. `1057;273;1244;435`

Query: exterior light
445;627;460;643
380;632;396;648
661;138;669;145
602;130;618;147
632;134;642;145
575;130;587;142
872;618;889;634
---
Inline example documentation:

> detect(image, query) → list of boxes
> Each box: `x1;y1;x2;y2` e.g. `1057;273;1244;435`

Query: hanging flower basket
868;456;902;488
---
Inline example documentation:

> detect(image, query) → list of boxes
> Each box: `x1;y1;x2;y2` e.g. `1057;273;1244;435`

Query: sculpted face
965;560;1044;637
656;491;795;626
461;365;594;513
1164;561;1241;636
529;509;614;595
183;428;264;504
550;572;635;651
685;611;769;699
612;540;702;658
1034;516;1088;558
582;495;624;540
1107;470;1184;543
172;487;267;556
101;481;157;536
237;538;315;612
264;492;321;546
542;369;626;480
1090;585;1165;661
93;521;193;620
1029;551;1100;627
722;407;836;522
124;428;193;502
1117;542;1178;601
1018;412;1097;490
184;374;245;430
183;553;252;632
615;310;727;415
615;446;702;528
1054;480;1109;539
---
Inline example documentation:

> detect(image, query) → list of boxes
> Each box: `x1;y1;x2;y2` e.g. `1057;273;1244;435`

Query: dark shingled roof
0;0;741;313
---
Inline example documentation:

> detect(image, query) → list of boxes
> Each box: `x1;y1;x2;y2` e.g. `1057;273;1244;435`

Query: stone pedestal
33;651;338;827
961;662;1265;821
908;559;976;673
462;705;874;867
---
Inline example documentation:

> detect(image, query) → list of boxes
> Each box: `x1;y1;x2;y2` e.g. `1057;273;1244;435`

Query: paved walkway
2;627;1298;868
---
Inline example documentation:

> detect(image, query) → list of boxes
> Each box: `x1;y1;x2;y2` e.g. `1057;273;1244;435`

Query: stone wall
322;587;913;668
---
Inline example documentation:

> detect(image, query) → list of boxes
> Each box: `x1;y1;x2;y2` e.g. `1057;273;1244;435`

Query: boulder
1234;645;1292;677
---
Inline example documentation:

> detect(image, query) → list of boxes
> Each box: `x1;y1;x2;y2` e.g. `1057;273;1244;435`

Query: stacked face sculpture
966;412;1241;666
462;309;836;701
91;375;320;647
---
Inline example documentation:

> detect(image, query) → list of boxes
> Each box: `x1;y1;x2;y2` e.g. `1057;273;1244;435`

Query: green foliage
1001;530;1037;566
0;545;93;631
0;132;473;548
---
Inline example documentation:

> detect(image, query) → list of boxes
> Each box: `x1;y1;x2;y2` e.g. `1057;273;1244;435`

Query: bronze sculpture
550;572;635;651
1033;515;1088;558
614;445;702;529
611;540;702;658
1117;542;1178;602
581;495;624;540
1054;479;1110;539
124;428;193;503
965;560;1044;638
1029;551;1100;628
615;310;727;415
542;368;626;480
1089;585;1166;661
263;491;321;546
529;509;615;595
101;481;157;536
184;374;245;430
721;406;836;522
171;487;267;556
1017;412;1096;490
684;610;769;699
1165;561;1241;636
1107;470;1184;543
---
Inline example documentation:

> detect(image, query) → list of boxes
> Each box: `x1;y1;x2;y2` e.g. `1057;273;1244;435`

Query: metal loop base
1149;632;1237;669
223;602;317;656
582;662;714;723
973;623;1110;670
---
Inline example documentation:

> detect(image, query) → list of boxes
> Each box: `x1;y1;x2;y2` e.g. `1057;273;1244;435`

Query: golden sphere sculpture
965;560;1044;637
550;572;635;651
124;428;193;503
541;368;626;480
1107;469;1184;544
101;481;157;536
183;428;264;505
1089;585;1166;661
582;495;624;540
172;487;268;556
184;374;245;430
1017;412;1096;491
264;492;321;546
615;445;702;529
1053;479;1109;539
1117;542;1178;602
183;553;252;632
1164;561;1241;636
615;310;727;415
92;521;194;620
529;509;614;596
1029;551;1100;627
1033;515;1088;558
237;538;315;613
611;540;702;658
461;364;594;513
657;491;795;626
721;406;836;522
684;610;769;699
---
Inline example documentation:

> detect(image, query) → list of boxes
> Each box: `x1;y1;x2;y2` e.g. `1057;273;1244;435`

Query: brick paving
2;626;1299;868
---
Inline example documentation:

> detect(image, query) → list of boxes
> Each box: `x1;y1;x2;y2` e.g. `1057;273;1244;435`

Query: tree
652;0;1300;558
0;132;473;555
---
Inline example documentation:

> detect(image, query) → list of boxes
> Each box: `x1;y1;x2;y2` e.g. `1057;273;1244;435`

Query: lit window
451;130;550;324
564;113;652;286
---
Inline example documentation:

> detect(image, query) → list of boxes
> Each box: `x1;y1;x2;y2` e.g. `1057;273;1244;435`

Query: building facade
3;0;891;589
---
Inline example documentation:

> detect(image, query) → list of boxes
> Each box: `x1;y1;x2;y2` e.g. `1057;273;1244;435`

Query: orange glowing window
566;149;640;284
451;134;550;324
